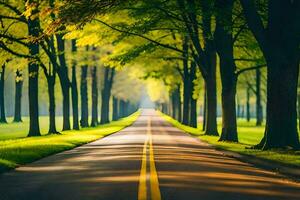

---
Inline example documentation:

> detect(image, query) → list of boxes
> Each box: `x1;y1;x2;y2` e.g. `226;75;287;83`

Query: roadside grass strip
0;111;140;172
160;111;300;168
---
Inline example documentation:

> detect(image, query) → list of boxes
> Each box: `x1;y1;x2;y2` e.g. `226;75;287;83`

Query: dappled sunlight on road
1;109;300;200
150;114;300;200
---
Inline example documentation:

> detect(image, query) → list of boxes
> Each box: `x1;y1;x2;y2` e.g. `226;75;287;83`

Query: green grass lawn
161;113;300;167
0;117;67;140
0;112;140;172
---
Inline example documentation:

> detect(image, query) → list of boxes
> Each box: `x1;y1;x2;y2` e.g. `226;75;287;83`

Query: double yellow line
138;118;161;200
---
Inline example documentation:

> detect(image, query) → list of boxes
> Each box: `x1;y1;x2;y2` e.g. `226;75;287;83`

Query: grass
0;116;66;140
0;111;140;172
161;113;300;167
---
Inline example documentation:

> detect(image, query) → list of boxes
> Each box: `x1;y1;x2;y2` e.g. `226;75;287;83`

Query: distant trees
59;0;300;150
1;0;299;150
0;0;138;137
71;40;79;130
100;67;115;124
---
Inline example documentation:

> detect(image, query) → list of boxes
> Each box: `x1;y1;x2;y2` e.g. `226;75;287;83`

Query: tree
71;39;79;130
80;61;89;127
13;69;23;122
112;96;119;121
100;67;115;124
0;62;7;123
27;0;41;136
91;65;99;127
240;0;300;149
56;33;71;131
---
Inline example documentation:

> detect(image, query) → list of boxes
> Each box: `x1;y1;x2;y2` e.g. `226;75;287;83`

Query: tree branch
93;19;183;53
0;2;23;16
235;64;266;77
0;15;26;23
239;0;267;53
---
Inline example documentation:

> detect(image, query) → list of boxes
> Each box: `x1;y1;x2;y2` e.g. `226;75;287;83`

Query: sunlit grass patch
0;111;140;172
160;112;300;167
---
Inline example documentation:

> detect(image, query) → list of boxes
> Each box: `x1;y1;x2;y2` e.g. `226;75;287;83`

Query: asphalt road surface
1;109;300;200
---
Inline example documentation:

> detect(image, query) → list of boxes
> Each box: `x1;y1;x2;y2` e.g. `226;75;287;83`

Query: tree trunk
119;100;125;118
112;96;119;121
204;72;218;136
256;69;263;126
171;92;176;119
298;93;300;132
176;85;182;122
257;58;299;149
202;84;206;131
13;70;23;122
182;36;190;125
0;64;7;123
91;66;98;127
56;34;71;131
240;0;300;150
189;61;197;128
183;76;191;125
124;101;129;116
71;40;79;130
246;86;251;122
47;76;58;134
218;55;238;141
215;0;238;141
101;68;115;124
27;5;41;136
80;65;89;127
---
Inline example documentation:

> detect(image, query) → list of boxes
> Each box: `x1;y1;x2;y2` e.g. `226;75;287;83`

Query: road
0;109;300;200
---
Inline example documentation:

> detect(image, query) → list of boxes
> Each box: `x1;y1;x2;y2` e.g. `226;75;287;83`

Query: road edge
158;111;300;183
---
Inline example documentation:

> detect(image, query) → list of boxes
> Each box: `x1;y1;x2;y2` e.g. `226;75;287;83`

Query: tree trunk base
219;128;238;142
48;131;61;135
204;129;219;136
0;119;7;123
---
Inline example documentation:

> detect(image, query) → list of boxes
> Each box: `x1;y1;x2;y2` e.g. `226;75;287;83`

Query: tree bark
56;33;71;131
256;69;263;126
204;67;218;136
71;40;79;130
0;64;7;123
176;84;182;122
189;61;197;128
100;67;115;124
215;0;237;142
298;93;300;132
80;65;89;127
171;92;176;119
91;66;98;127
182;36;190;125
13;70;23;122
119;99;125;118
47;75;58;134
27;3;41;136
202;84;206;131
257;58;300;149
112;96;119;121
246;86;251;122
240;0;300;149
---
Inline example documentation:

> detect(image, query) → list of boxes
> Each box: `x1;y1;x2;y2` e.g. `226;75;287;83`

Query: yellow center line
149;119;161;200
138;126;148;200
138;117;162;200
